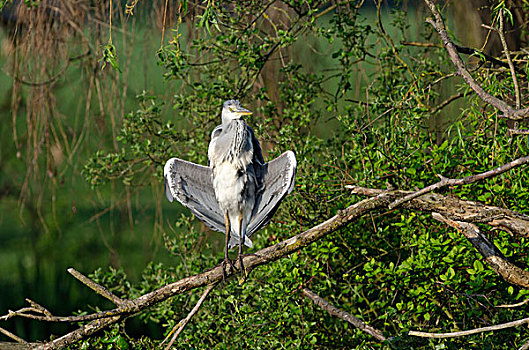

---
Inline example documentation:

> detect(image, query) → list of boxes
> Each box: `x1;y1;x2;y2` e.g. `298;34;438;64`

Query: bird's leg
222;212;233;282
238;211;247;283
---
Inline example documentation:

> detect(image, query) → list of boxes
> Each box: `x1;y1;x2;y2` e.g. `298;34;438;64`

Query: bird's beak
235;106;252;116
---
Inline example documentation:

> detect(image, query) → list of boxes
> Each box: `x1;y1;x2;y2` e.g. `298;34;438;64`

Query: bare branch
481;24;497;32
0;326;27;345
26;300;51;318
302;288;386;342
423;0;529;120
68;268;126;306
508;129;529;135
388;155;529;209
0;302;125;323
432;213;529;288
351;186;529;238
409;316;529;338
162;283;217;349
350;188;529;287
39;316;121;350
7;187;529;348
0;342;33;349
431;92;464;114
28;193;393;349
496;298;529;308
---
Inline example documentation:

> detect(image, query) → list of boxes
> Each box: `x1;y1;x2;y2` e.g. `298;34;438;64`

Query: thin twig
409;316;529;338
1;304;125;323
431;92;464;114
388;155;529;209
160;0;169;48
302;288;386;342
0;326;27;344
496;298;529;308
161;283;217;349
68;268;125;306
401;41;442;48
26;299;52;317
423;0;529;120
498;9;521;109
376;0;413;76
481;24;497;32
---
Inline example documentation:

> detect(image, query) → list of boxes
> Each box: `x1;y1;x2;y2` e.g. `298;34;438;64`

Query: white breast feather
209;122;257;246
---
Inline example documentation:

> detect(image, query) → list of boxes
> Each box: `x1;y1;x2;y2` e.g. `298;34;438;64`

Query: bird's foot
221;258;235;283
238;254;247;285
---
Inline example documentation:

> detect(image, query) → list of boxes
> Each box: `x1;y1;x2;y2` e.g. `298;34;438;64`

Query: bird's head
221;100;252;124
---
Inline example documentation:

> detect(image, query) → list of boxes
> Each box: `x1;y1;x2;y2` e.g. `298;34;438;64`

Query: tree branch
302;288;386;342
161;283;217;349
508;129;529;135
6;187;529;348
0;326;27;344
1;302;125;323
409;316;529;338
67;268;125;306
351;187;529;288
430;92;464;114
388;155;529;209
18;193;393;350
423;0;529;120
402;41;525;75
496;298;529;308
351;186;529;238
432;213;529;288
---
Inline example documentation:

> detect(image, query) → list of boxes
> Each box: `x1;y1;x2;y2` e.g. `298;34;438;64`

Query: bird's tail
227;235;253;249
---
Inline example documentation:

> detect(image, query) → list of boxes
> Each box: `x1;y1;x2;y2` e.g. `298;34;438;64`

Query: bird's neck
222;117;244;127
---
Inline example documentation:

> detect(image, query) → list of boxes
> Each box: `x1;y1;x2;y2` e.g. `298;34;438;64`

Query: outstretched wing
247;151;297;236
164;158;225;233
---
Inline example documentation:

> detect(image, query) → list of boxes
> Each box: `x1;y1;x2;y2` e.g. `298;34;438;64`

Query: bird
164;100;297;279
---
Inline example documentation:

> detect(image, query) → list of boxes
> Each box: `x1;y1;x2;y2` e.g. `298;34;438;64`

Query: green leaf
473;260;484;273
100;42;122;73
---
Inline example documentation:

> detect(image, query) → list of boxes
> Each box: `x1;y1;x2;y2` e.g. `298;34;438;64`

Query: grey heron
164;100;296;279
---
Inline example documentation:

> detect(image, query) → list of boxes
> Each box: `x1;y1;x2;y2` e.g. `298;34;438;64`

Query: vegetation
1;0;529;348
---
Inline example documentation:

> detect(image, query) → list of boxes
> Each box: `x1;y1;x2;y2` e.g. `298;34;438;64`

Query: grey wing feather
247;151;297;236
164;158;225;233
210;125;222;141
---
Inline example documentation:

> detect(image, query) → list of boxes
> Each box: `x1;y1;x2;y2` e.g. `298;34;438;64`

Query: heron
164;100;297;279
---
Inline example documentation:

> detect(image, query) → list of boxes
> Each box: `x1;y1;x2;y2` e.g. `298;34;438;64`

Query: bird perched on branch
164;100;297;280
